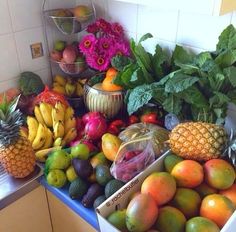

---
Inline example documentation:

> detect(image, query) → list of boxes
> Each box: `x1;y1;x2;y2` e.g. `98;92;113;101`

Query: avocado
96;164;113;186
93;195;107;209
105;179;125;199
72;158;93;179
69;177;88;199
82;183;104;208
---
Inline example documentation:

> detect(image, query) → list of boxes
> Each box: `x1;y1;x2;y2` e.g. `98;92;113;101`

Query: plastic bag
118;122;169;157
110;137;156;182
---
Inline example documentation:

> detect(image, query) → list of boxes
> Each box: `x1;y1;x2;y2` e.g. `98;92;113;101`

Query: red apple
63;45;77;64
50;50;62;62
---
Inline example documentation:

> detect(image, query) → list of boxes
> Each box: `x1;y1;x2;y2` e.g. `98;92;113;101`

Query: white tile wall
0;0;236;127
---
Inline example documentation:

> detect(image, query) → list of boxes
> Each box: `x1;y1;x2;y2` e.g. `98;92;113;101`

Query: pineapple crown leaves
223;129;236;168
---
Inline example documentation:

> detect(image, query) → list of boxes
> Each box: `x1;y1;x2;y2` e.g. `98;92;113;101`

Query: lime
107;209;127;231
46;169;67;188
71;144;90;160
66;165;78;182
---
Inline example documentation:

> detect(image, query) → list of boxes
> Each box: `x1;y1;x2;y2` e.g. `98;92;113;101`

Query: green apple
66;165;78;182
70;144;90;160
46;169;67;188
54;40;66;51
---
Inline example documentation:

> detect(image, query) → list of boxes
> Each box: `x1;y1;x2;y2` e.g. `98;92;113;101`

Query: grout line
174;10;180;44
45;189;54;232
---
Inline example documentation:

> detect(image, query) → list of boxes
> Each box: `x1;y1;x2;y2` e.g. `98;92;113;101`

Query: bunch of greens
113;24;236;124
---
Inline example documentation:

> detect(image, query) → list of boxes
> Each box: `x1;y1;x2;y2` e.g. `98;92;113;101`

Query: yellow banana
35;146;62;162
27;116;39;143
52;86;66;95
76;81;83;96
64;117;76;134
55;101;65;114
62;128;77;146
52;108;64;126
32;123;47;150
34;106;45;125
39;102;53;127
54;75;66;86
41;128;53;149
64;106;74;121
53;121;65;139
53;137;63;147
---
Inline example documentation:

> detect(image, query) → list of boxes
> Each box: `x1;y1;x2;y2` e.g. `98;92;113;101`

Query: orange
200;193;235;228
171;160;204;188
219;183;236;207
102;67;123;91
171;188;201;218
141;172;176;206
101;133;122;161
155;206;186;232
186;217;220;232
204;159;235;190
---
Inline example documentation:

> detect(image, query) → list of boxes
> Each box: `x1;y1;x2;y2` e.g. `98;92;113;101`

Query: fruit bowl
83;79;125;119
50;59;87;75
44;8;95;35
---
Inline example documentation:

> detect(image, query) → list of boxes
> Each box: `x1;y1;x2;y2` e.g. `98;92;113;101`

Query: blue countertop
40;177;99;231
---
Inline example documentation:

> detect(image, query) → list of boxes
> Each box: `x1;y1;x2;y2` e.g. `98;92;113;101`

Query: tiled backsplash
0;0;235;127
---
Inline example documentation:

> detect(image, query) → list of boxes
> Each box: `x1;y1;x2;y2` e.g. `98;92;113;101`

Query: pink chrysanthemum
86;53;110;71
98;37;113;53
111;22;124;38
87;23;99;34
95;18;112;34
110;40;130;57
79;34;97;54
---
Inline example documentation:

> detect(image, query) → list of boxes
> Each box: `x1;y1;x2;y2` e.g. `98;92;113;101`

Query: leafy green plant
113;24;236;124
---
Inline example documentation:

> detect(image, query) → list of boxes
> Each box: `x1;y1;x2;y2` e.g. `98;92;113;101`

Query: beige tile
14;26;49;72
0;34;20;81
0;0;12;35
8;0;43;32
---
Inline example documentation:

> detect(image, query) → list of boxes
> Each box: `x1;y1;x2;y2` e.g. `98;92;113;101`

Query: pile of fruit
50;40;86;74
52;75;84;97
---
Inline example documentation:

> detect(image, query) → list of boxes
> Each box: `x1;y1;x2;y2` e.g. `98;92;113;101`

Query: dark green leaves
162;95;182;115
224;66;236;87
216;24;236;52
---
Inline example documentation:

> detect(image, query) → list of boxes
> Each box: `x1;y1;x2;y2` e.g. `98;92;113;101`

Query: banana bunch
52;75;84;97
27;101;77;155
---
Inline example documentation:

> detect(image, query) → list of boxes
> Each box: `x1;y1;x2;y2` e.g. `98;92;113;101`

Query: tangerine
102;67;123;91
200;193;235;228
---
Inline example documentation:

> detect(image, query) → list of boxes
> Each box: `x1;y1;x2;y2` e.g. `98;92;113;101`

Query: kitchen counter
0;164;43;210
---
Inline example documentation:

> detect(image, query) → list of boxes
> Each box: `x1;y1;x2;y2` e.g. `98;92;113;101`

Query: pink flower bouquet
79;18;130;71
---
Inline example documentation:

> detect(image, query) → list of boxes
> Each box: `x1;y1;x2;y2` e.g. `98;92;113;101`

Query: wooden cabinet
46;190;97;232
114;0;236;16
0;186;52;232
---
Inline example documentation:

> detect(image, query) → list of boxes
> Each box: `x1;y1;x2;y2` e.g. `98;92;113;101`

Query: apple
63;46;77;64
54;40;66;51
50;50;62;62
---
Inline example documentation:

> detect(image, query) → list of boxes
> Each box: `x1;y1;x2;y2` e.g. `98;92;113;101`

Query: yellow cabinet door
0;186;52;232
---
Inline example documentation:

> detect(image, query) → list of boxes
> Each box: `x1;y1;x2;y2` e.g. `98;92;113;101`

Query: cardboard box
96;151;236;232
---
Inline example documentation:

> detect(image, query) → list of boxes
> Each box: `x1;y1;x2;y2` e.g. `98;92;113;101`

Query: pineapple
169;122;227;161
0;96;35;178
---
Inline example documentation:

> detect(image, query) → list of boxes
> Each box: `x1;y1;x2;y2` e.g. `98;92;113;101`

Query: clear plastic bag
110;137;156;182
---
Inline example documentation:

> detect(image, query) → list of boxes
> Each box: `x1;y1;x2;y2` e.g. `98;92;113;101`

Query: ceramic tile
35;68;52;86
107;1;138;33
0;34;20;81
48;0;77;10
8;0;44;32
0;0;12;35
137;6;178;42
176;11;232;51
14;26;49;72
0;77;19;91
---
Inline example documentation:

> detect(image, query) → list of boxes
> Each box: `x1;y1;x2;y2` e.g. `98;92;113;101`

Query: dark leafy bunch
112;25;236;124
